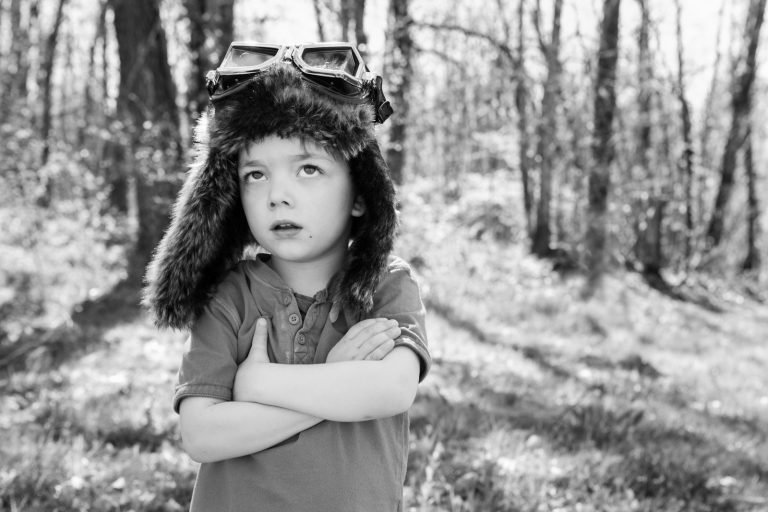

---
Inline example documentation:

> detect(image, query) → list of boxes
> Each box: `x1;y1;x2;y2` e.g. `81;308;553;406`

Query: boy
143;42;430;511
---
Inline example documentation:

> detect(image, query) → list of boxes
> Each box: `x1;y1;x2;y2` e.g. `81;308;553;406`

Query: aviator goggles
206;42;394;124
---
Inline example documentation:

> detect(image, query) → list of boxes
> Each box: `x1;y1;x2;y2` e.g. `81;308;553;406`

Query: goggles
206;42;393;124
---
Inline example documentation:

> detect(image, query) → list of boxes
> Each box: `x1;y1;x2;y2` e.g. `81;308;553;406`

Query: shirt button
282;294;292;305
296;333;306;345
288;313;300;325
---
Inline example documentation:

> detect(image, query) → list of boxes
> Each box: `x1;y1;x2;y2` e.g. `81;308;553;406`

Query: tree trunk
632;0;665;274
184;0;234;118
312;0;326;40
353;0;367;58
674;0;694;269
585;0;621;290
699;0;726;170
339;0;352;41
1;0;29;118
82;0;108;145
384;0;412;185
636;0;651;170
110;0;181;286
705;0;766;250
512;0;533;238
742;122;761;271
40;0;67;166
531;0;563;257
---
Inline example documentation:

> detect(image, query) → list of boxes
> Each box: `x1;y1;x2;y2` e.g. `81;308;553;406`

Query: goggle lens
221;46;279;68
299;48;359;76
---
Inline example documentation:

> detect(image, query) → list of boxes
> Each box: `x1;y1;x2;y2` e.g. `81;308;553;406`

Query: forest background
1;0;768;510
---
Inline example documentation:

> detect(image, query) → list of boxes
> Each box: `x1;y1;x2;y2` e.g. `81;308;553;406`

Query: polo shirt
174;254;430;512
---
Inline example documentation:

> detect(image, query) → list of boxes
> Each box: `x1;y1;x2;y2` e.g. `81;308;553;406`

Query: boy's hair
143;64;397;329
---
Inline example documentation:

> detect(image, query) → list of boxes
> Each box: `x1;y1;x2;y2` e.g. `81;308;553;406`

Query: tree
1;0;31;119
40;0;68;166
585;0;621;290
353;0;367;58
312;0;326;40
632;0;666;275
384;0;413;185
673;0;693;269
511;0;533;237
184;0;234;118
705;0;766;250
742;122;761;271
109;0;181;286
698;0;726;197
531;0;563;257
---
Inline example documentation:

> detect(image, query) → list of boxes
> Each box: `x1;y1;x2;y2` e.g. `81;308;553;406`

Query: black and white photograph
1;0;767;510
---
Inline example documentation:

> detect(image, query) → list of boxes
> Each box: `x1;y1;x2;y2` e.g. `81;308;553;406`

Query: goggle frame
205;42;393;123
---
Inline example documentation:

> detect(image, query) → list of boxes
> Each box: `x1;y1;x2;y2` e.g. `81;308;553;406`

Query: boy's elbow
179;398;225;463
384;348;420;414
180;425;214;463
371;363;419;418
392;377;419;413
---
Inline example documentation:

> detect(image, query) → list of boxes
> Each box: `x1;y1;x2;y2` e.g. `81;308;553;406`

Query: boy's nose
267;179;294;209
269;197;292;208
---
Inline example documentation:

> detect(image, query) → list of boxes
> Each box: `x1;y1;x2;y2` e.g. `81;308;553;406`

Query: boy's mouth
270;221;303;236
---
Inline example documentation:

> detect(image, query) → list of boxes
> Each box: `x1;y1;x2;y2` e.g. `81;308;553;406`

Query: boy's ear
351;195;366;217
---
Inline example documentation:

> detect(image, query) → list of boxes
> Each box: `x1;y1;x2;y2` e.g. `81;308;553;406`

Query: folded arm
178;317;414;462
234;345;420;422
179;397;322;463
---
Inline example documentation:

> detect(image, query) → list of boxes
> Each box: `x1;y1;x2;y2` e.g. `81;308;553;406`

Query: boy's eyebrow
240;152;332;167
290;151;333;161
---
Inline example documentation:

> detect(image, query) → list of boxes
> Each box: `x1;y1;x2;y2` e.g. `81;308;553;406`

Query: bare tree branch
411;21;514;63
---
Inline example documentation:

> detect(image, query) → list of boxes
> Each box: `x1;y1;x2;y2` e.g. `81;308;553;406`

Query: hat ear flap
341;139;398;313
143;137;249;329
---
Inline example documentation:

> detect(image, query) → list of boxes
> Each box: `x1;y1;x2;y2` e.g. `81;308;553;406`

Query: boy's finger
360;331;396;354
351;319;398;345
346;318;386;338
364;338;396;360
248;318;269;358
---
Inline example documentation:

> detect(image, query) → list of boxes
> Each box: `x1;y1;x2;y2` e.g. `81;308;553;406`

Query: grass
1;172;768;511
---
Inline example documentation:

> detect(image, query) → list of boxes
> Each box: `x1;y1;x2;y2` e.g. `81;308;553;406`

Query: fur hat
143;63;397;330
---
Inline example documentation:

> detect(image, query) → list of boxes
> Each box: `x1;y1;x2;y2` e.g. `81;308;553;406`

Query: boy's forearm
235;347;419;422
179;398;322;463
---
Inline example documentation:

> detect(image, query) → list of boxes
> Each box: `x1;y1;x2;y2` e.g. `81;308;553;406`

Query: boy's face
238;135;364;270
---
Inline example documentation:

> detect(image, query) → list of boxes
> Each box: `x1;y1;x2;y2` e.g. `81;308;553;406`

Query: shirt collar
242;253;344;305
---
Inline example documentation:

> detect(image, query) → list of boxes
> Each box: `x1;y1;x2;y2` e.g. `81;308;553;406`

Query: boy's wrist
233;360;271;403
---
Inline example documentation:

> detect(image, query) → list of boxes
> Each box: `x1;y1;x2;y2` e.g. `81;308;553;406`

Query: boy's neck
268;252;347;297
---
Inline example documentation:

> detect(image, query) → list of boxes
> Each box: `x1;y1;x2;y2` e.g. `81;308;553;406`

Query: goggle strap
300;76;370;105
372;76;394;124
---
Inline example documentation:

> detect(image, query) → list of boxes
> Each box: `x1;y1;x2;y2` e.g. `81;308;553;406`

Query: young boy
143;42;430;511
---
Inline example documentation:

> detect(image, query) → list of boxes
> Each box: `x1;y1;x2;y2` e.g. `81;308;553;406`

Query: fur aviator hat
143;63;397;330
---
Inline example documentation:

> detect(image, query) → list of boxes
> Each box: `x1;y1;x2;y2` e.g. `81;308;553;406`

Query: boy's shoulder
372;255;423;309
384;254;414;275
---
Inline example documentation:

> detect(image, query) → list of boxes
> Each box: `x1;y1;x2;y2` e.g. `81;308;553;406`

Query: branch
412;43;466;70
412;21;515;63
533;0;548;54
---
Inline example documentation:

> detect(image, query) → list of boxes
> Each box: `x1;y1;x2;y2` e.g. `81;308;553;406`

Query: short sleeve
173;296;241;413
370;257;431;382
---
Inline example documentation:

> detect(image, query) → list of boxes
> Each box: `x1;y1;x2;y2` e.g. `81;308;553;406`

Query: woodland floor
1;177;768;511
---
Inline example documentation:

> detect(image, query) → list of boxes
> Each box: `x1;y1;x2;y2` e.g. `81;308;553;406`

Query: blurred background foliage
1;0;767;510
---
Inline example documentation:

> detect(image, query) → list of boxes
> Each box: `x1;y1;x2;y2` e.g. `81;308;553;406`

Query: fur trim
143;63;397;329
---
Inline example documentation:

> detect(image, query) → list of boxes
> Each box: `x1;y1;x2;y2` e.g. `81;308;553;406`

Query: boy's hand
234;318;269;401
326;318;400;363
243;317;270;364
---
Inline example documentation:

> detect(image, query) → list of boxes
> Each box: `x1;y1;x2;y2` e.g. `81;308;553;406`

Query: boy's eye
298;165;323;177
242;170;266;182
